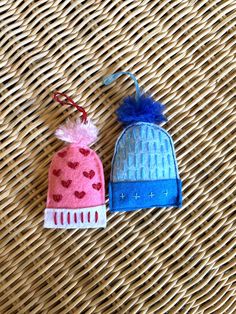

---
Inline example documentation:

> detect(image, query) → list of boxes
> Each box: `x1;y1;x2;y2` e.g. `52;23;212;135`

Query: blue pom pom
116;94;167;126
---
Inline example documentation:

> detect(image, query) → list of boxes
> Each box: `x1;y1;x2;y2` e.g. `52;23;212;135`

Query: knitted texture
110;123;182;211
112;123;179;181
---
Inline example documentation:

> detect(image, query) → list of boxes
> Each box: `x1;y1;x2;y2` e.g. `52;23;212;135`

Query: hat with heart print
44;92;106;229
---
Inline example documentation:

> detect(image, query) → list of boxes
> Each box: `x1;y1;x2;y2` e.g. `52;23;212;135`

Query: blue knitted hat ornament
103;71;182;212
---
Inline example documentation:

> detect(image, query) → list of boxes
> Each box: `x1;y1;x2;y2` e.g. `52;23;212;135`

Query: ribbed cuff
44;205;106;229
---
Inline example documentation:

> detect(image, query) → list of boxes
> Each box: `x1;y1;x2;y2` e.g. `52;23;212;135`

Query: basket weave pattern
1;1;236;313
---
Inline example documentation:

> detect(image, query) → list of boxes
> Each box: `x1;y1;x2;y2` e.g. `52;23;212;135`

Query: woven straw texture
1;1;236;313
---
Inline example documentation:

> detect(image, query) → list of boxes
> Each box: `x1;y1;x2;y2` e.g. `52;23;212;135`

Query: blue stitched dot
149;192;155;198
163;190;168;196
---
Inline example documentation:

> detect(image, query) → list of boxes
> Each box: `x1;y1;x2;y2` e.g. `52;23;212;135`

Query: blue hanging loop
103;71;141;102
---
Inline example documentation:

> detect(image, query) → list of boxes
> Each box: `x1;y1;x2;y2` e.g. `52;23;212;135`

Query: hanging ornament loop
53;92;87;123
103;71;141;102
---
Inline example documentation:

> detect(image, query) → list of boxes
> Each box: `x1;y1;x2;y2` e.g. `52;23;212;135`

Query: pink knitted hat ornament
44;92;106;229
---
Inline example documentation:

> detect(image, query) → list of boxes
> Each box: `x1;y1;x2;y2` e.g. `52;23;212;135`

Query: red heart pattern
53;194;62;202
79;148;90;156
58;151;67;158
68;161;79;169
74;191;86;199
92;183;102;191
61;180;72;188
83;170;95;179
50;147;103;207
53;169;61;177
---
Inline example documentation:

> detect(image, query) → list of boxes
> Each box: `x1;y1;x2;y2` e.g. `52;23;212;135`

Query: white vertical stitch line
127;135;131;180
154;140;158;179
134;127;138;180
140;127;143;179
150;127;154;180
160;132;166;178
122;139;126;180
141;129;144;180
126;129;135;180
145;125;150;180
150;128;154;180
167;154;172;178
115;149;120;181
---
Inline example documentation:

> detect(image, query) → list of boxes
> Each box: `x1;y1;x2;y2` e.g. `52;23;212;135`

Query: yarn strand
53;92;87;123
103;71;141;102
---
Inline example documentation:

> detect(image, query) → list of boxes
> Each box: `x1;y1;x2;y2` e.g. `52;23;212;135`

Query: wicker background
1;0;236;313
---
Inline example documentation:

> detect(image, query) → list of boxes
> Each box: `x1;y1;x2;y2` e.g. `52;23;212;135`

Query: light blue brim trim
109;179;182;212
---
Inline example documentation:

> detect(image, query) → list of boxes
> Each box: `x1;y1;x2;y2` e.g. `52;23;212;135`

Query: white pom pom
55;118;98;146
